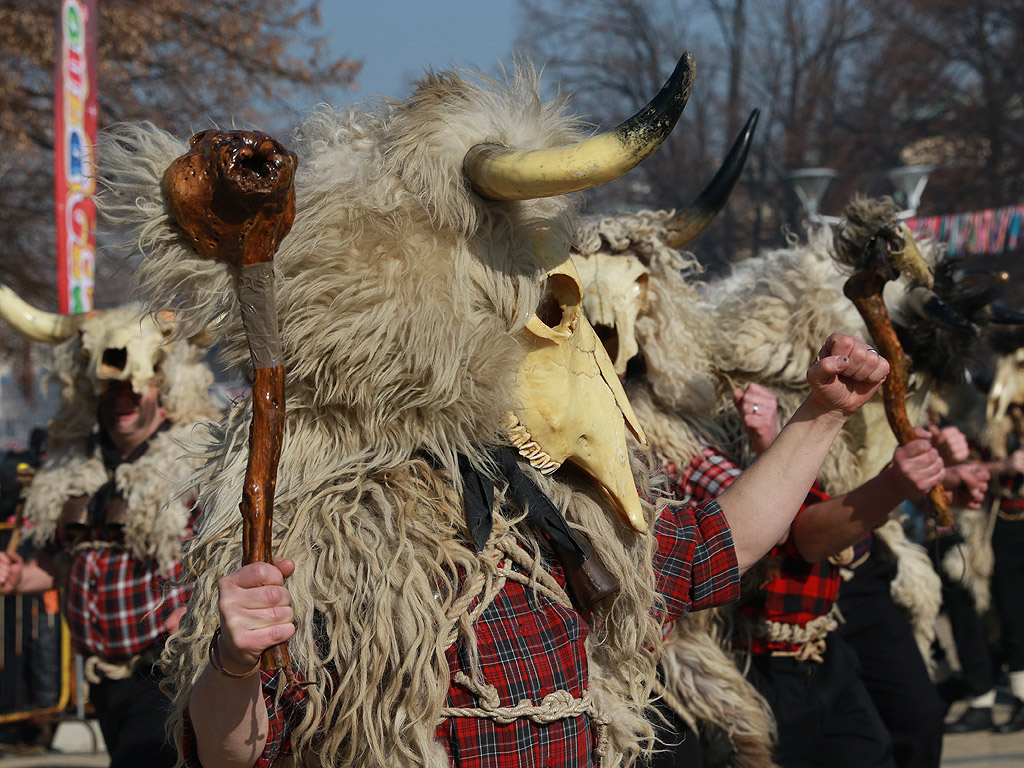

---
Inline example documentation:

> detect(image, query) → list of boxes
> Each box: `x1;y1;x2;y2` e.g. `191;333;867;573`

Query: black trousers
930;534;996;696
88;662;177;768
992;517;1024;674
745;635;896;768
648;704;706;768
836;554;944;768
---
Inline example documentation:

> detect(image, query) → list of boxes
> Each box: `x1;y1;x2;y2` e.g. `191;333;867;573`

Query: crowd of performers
0;54;1023;768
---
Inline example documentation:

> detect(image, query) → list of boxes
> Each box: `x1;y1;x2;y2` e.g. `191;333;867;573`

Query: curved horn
987;304;1024;325
918;290;978;335
0;282;80;343
464;52;696;201
664;108;760;249
890;223;934;289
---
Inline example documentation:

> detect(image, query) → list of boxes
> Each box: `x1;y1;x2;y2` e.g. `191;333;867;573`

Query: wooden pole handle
845;275;953;527
239;365;291;673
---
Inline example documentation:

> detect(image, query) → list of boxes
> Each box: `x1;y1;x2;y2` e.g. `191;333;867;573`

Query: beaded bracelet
208;627;260;679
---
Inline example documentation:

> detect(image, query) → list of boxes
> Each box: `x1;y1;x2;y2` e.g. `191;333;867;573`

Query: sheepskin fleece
941;507;995;614
24;421;212;570
658;614;778;768
577;207;951;759
100;65;665;767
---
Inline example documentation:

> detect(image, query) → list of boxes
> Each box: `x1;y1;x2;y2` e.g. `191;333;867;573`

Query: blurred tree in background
0;0;360;385
516;0;1024;277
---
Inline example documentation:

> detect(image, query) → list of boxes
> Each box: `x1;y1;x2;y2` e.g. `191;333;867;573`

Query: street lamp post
788;168;840;225
789;165;933;224
886;165;933;220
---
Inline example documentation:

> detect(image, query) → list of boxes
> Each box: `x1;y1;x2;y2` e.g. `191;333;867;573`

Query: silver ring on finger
752;404;760;413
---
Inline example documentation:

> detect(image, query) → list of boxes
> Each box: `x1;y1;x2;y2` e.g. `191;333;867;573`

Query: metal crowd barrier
0;520;76;728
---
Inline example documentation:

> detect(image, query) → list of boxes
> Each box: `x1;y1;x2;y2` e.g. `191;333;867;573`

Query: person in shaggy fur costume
0;296;220;767
98;57;888;768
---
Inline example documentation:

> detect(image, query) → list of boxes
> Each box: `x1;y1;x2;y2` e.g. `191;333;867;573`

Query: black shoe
945;706;994;733
995;698;1024;733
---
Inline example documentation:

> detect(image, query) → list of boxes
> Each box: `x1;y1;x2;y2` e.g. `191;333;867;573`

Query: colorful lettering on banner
54;0;98;314
906;204;1024;258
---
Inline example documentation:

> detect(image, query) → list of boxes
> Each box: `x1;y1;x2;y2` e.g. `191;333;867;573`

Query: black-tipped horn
665;108;760;249
921;291;979;335
463;53;696;201
986;304;1024;325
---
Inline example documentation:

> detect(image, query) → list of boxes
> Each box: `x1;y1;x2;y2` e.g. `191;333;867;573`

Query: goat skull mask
507;229;649;532
575;252;650;376
461;53;698;534
0;285;172;395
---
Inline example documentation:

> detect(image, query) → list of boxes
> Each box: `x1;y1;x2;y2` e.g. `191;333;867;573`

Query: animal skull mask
987;347;1024;423
0;283;172;394
507;229;649;532
576;252;650;376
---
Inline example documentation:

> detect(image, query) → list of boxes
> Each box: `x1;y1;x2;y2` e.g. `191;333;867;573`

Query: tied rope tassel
441;532;611;759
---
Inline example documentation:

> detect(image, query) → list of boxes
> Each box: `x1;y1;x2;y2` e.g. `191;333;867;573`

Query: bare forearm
981;459;1020;479
190;667;268;768
717;396;847;571
15;558;57;593
791;467;906;562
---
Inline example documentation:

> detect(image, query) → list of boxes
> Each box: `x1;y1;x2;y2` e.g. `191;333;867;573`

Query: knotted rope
758;605;843;663
440;531;611;758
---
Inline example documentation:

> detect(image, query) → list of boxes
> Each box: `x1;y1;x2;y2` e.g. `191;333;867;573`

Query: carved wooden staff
843;251;954;528
162;129;297;675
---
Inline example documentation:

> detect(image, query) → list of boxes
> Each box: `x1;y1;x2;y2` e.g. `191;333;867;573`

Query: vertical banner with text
54;0;98;314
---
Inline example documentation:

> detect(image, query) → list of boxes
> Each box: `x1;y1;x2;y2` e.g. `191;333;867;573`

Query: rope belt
83;645;163;685
83;654;140;684
758;605;843;663
997;507;1024;522
68;539;122;556
439;532;611;758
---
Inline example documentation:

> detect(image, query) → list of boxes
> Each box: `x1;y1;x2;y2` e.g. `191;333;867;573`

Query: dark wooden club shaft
845;274;953;527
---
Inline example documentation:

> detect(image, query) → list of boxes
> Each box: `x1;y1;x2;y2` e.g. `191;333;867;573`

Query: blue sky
317;2;522;106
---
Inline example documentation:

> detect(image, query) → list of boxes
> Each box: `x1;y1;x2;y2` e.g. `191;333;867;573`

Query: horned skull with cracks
508;229;649;532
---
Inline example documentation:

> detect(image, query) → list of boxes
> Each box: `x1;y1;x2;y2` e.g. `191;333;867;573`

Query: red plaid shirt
45;423;196;661
53;505;196;661
181;498;739;767
662;446;744;506
663;445;835;654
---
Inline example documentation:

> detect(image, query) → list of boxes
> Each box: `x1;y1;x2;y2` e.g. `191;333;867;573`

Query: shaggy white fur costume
100;67;675;767
575;205;956;766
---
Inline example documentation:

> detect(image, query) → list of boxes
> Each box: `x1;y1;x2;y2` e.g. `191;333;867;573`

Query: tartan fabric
738;486;837;654
44;422;195;661
58;505;196;660
662;447;743;506
180;498;739;767
663;444;837;654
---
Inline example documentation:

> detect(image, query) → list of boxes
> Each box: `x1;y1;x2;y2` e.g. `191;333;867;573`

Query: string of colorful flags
907;204;1024;257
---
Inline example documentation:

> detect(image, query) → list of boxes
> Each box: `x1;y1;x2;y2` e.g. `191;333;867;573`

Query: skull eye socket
101;347;128;374
535;273;581;331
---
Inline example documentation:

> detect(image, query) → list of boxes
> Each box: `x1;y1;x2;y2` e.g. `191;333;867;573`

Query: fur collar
24;421;210;569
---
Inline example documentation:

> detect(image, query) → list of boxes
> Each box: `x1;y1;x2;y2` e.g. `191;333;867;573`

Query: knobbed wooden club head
161;129;297;266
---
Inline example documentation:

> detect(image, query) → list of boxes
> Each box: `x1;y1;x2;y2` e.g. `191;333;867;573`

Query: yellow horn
892;223;934;289
0;282;80;343
464;53;696;201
